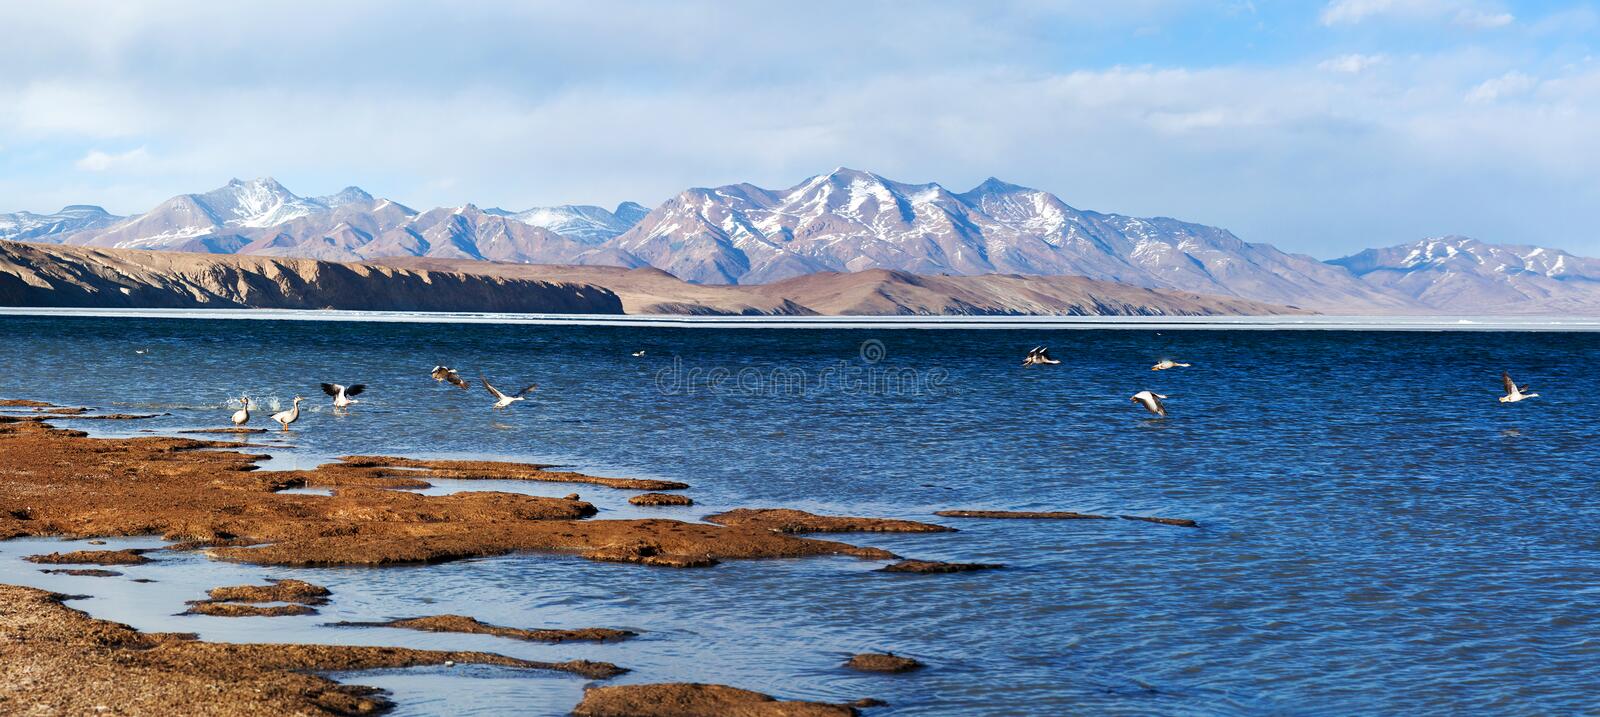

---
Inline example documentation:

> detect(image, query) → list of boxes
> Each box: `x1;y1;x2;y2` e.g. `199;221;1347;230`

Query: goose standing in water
482;376;538;408
1131;390;1168;417
1022;347;1060;367
321;383;365;408
230;396;251;426
1151;359;1191;371
1499;372;1539;403
271;397;304;431
431;366;469;389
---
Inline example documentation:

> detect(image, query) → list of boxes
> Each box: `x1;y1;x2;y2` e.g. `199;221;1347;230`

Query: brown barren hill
0;240;622;313
750;269;1310;316
373;257;816;315
2;239;1305;316
377;258;1306;316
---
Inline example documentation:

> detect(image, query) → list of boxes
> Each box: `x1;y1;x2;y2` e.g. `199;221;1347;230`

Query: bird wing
320;383;341;397
1519;383;1531;393
1152;396;1166;416
1502;372;1515;394
515;384;539;397
1039;348;1053;360
481;377;507;400
345;384;366;397
446;372;469;389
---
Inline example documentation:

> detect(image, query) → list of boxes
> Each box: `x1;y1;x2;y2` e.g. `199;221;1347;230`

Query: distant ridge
0;240;621;313
8;171;1600;314
1330;236;1600;315
0;240;1305;317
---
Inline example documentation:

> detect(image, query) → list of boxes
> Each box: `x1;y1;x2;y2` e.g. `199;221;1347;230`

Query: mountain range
7;171;1599;314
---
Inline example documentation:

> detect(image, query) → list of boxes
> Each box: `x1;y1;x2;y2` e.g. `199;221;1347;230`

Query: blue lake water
1;313;1596;715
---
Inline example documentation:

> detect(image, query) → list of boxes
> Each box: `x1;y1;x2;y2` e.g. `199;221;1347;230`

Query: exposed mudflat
880;560;1003;574
0;418;899;569
935;509;1113;520
0;584;623;716
331;615;636;643
845;653;924;673
179;427;269;435
571;683;860;717
630;492;694;506
39;567;122;577
706;509;954;534
1120;515;1200;528
0;405;996;714
184;602;320;617
341;455;691;491
25;548;153;565
205;578;331;605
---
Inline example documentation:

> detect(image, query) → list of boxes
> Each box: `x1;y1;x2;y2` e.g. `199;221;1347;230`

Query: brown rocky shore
0;408;944;714
0;584;620;716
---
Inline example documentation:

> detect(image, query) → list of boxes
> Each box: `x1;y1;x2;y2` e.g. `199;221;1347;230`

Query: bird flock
221;347;1540;430
1022;346;1541;418
226;365;542;431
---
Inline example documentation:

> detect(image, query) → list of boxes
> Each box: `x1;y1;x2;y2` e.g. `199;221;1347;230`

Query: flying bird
632;350;646;357
1022;347;1060;367
321;383;365;408
1499;372;1539;403
431;365;469;389
271;397;304;431
230;396;250;426
482;376;538;408
1130;390;1168;417
1151;359;1191;371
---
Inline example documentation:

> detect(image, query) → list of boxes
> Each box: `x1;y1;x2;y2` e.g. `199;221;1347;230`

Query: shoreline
0;406;977;715
5;306;1600;330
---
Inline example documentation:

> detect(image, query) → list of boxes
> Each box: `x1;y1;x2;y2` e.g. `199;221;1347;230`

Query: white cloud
1320;0;1400;26
1466;71;1537;102
1319;53;1387;73
1453;8;1513;28
74;147;151;172
0;2;1596;256
1320;0;1513;28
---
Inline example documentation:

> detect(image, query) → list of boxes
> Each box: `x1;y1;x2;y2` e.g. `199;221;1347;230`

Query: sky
1;0;1597;258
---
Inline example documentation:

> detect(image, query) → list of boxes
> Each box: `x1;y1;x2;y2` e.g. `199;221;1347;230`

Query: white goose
230;396;251;426
321;383;365;408
1131;390;1168;417
431;366;469;389
483;376;538;408
1022;347;1060;367
632;350;646;358
1151;359;1191;371
271;397;304;431
1499;372;1539;403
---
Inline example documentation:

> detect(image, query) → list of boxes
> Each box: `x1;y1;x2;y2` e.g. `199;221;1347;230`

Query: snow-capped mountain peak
1328;236;1600;313
18;170;1600;314
0;205;120;241
489;202;647;243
